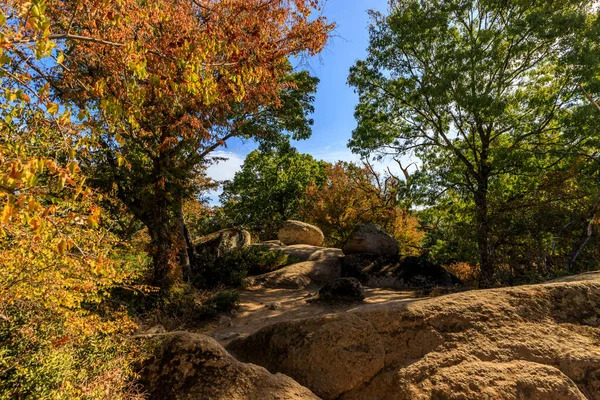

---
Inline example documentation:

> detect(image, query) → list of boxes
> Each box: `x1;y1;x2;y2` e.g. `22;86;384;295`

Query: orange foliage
445;262;479;287
299;162;424;254
7;0;333;288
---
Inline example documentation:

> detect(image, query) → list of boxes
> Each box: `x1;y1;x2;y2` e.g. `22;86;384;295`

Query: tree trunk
566;199;599;271
474;176;493;287
144;199;185;290
176;205;194;279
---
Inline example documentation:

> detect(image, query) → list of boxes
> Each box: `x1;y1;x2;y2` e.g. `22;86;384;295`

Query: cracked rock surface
228;272;600;399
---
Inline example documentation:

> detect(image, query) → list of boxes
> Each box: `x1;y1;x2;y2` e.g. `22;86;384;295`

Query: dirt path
209;285;417;346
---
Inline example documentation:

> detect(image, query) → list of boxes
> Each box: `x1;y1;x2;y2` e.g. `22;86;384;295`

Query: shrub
445;262;479;288
200;290;241;318
193;246;292;288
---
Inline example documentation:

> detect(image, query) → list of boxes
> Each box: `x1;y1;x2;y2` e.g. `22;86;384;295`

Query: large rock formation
342;224;399;257
140;332;318;400
342;253;460;289
194;228;251;257
245;257;341;289
278;220;324;246
256;242;343;263
229;272;600;399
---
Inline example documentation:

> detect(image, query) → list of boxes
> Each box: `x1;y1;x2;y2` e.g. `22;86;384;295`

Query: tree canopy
221;146;327;238
4;0;333;289
349;0;600;283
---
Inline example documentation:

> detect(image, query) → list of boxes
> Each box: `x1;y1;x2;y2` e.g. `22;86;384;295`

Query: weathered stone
245;257;341;289
342;253;460;289
278;220;324;246
140;332;318;400
228;274;600;399
215;331;240;341
194;228;251;258
318;278;365;302
229;315;386;399
266;301;284;310
342;224;399;257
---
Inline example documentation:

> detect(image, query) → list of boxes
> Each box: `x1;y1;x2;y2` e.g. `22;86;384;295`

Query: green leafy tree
349;0;599;284
221;147;327;239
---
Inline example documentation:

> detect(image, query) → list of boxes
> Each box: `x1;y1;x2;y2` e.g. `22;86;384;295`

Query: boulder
228;274;600;399
140;332;318;400
194;228;251;257
245;257;341;289
256;242;343;263
318;278;365;302
342;254;460;289
278;220;324;246
342;224;399;257
228;315;386;400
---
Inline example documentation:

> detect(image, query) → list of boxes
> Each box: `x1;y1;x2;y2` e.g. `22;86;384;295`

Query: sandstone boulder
194;228;251;257
256;242;343;262
140;332;318;400
245;257;341;289
342;253;460;288
318;278;365;302
342;224;399;257
229;274;600;399
278;220;324;246
228;315;386;399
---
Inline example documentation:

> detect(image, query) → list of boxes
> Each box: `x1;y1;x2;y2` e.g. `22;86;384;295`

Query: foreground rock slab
140;332;318;400
278;220;324;246
229;273;600;399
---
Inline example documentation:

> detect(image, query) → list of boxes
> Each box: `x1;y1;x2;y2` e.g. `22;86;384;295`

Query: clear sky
207;0;391;202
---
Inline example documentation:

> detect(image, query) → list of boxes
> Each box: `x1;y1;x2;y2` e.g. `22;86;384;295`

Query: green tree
349;0;599;284
221;147;327;239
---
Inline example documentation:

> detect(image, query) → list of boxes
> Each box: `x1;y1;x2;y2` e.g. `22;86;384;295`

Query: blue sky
207;0;390;202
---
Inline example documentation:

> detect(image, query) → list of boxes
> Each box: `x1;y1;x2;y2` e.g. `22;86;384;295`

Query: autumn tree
349;0;598;284
29;0;333;289
298;161;423;251
221;146;327;239
0;3;145;397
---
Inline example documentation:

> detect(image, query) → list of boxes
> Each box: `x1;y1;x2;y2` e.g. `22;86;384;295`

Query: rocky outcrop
245;257;341;289
342;254;460;288
229;315;386;399
140;332;318;400
257;242;343;262
229;273;600;399
342;224;399;257
318;278;365;302
278;220;324;246
194;228;251;257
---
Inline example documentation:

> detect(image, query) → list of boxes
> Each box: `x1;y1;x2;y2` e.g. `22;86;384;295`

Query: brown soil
210;285;417;346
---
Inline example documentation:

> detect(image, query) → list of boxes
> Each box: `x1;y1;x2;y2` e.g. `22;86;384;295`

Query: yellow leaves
46;102;58;115
57;239;68;255
67;161;80;175
58;171;67;190
56;51;64;65
87;215;99;229
1;202;13;223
